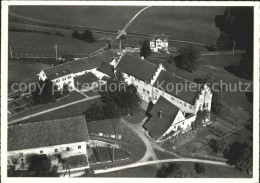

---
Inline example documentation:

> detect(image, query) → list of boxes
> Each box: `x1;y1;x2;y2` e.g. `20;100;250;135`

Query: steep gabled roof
143;96;180;140
116;54;158;82
44;66;72;80
153;70;201;104
8;116;89;151
97;62;114;77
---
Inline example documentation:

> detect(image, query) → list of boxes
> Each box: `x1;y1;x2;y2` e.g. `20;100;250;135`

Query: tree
194;163;205;174
175;46;200;72
215;7;253;52
215;7;253;80
32;79;60;104
27;154;58;177
191;110;209;131
208;138;225;153
72;30;80;39
85;72;141;122
81;30;95;43
140;40;151;58
211;91;223;116
223;141;252;174
157;163;187;178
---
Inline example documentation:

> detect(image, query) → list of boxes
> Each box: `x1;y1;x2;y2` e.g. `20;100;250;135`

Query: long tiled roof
143;96;179;140
116;54;158;82
8;116;89;151
153;70;201;104
43;51;113;80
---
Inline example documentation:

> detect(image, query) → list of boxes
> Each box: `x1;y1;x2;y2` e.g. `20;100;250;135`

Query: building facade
150;34;169;53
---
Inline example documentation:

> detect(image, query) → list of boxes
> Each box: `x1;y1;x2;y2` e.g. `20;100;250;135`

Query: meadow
9;6;143;31
8;61;49;85
128;6;225;45
9;32;104;57
9;6;225;46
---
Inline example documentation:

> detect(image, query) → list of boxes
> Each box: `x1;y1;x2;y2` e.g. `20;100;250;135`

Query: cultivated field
9;32;105;57
8;61;49;85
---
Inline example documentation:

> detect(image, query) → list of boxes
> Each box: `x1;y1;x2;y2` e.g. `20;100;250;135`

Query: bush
194;163;205;174
208;138;225;153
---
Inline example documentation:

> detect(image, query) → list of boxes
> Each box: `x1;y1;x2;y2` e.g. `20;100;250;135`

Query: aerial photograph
6;4;255;178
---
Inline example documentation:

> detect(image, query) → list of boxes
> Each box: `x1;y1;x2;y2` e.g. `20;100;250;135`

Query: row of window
55;75;72;83
19;145;81;156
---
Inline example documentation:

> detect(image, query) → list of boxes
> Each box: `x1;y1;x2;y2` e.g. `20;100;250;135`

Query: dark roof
150;34;169;42
153;70;201;104
116;54;158;82
143;96;180;140
74;72;99;85
87;118;123;135
44;66;72;80
97;62;114;77
43;51;113;80
8;116;89;151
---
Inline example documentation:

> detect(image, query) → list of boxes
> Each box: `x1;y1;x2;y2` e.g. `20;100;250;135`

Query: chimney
159;111;162;118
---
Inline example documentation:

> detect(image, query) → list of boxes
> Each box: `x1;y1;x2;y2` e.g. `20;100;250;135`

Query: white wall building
8;116;89;170
150;34;169;53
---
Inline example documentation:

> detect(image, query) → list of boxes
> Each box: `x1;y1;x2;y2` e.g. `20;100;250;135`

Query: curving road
115;6;151;39
94;158;227;174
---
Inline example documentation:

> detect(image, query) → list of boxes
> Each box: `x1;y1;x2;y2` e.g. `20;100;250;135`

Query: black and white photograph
1;1;259;181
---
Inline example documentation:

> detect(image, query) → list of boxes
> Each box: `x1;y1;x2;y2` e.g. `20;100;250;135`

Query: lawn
97;162;249;177
8;91;87;122
9;32;104;57
128;6;226;45
8;61;49;85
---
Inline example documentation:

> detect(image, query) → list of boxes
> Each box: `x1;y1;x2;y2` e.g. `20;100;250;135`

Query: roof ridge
9;115;85;128
161;70;200;87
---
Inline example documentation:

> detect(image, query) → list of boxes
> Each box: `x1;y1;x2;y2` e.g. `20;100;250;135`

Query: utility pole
119;39;122;54
10;46;13;59
55;44;58;60
232;41;236;55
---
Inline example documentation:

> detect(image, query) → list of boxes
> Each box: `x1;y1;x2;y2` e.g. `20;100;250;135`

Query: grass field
128;6;225;44
8;61;49;85
9;32;104;57
8;91;88;122
97;162;249;177
10;6;143;31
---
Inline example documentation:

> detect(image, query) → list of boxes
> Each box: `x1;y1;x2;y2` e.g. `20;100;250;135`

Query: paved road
116;6;151;39
94;158;228;174
8;95;100;125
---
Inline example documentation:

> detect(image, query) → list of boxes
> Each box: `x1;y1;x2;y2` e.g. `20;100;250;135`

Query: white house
8;116;89;171
38;51;118;90
150;34;169;53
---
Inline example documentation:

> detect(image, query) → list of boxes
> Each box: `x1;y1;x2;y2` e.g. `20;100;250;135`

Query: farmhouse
143;96;196;142
115;54;212;115
115;54;212;141
38;51;118;90
8;116;89;171
150;34;169;53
